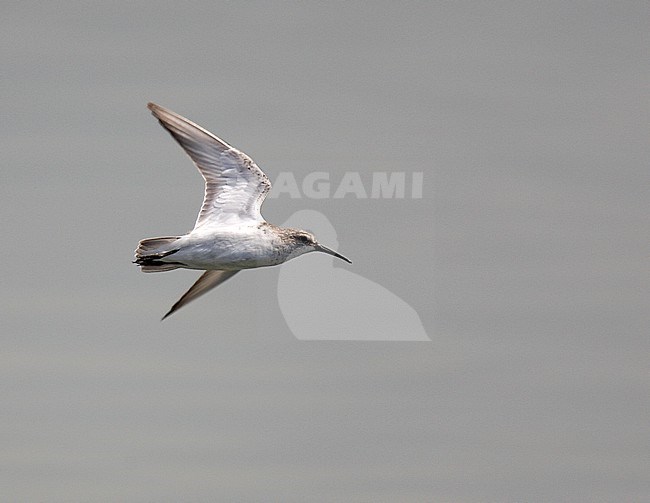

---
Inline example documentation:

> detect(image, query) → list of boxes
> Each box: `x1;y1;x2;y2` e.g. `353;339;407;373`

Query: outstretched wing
162;270;239;320
148;103;271;229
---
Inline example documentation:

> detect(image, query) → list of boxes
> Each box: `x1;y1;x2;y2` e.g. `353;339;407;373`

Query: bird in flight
135;103;351;319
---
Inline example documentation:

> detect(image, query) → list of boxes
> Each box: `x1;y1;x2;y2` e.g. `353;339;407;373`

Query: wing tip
147;102;167;119
161;300;181;321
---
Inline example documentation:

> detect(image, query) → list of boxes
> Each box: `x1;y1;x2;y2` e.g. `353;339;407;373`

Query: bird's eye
297;235;310;244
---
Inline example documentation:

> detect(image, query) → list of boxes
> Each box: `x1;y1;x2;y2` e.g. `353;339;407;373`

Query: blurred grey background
2;2;648;501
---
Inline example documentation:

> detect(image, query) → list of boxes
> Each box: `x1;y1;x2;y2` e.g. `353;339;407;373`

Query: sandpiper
135;103;351;320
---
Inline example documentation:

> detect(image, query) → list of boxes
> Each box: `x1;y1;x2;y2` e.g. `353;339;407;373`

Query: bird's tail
134;236;182;273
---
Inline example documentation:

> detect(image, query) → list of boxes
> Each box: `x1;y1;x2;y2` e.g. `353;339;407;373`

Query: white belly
169;230;285;270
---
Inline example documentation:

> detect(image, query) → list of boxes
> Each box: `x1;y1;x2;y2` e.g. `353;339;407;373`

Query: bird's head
286;229;352;264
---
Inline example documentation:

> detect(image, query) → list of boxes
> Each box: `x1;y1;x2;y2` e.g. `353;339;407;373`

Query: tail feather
140;262;182;273
135;236;181;257
134;236;182;273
